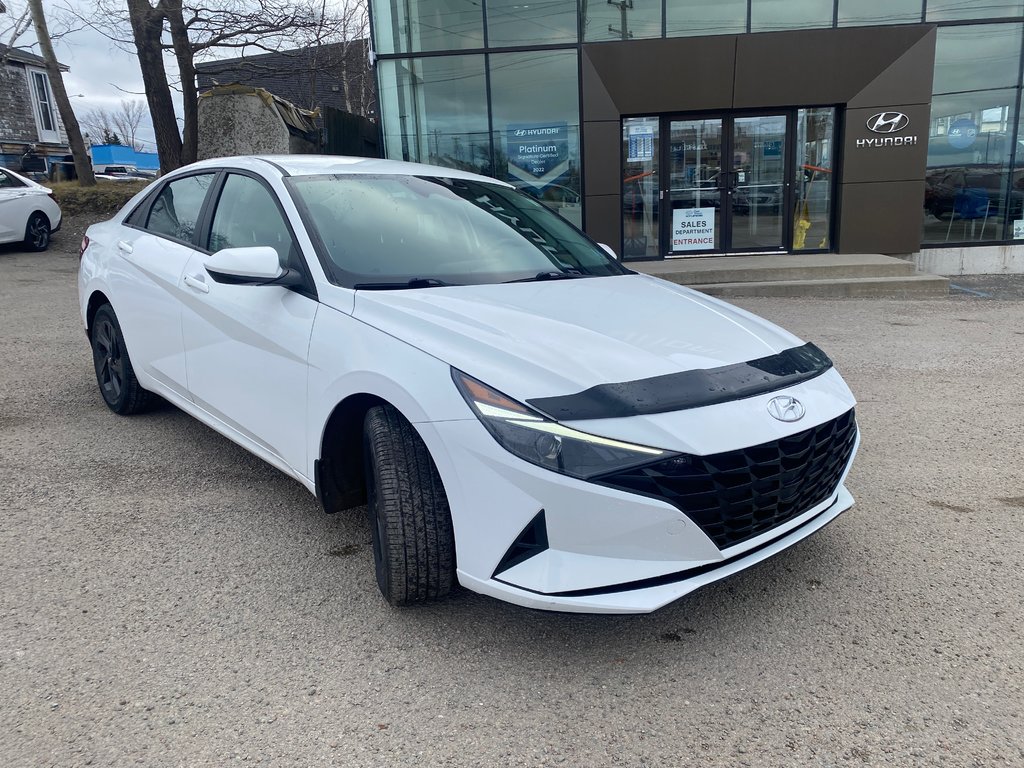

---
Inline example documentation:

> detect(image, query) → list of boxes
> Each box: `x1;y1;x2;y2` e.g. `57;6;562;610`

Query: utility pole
607;0;633;41
27;0;96;185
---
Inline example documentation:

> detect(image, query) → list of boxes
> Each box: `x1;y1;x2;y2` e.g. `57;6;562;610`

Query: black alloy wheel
90;304;153;415
24;213;51;251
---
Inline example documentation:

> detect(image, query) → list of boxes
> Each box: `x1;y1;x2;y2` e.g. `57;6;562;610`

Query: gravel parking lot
2;224;1022;767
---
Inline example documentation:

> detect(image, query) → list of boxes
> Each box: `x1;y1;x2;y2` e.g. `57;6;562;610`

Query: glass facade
583;1;661;42
371;0;1024;251
750;0;834;32
487;0;578;46
923;23;1024;244
378;56;490;173
489;51;582;226
927;0;1024;22
794;108;835;250
837;0;922;27
666;0;747;38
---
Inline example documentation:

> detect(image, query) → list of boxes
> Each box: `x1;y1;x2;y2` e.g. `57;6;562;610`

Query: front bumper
462;486;853;614
420;404;859;614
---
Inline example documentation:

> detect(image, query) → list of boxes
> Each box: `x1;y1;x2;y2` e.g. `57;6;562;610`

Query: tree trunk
163;0;197;165
26;0;96;185
126;0;182;171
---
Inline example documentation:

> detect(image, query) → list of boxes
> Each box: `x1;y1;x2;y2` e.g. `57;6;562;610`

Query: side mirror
598;243;618;259
205;246;301;287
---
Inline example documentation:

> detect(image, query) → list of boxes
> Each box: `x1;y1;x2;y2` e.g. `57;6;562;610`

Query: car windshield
285;174;628;288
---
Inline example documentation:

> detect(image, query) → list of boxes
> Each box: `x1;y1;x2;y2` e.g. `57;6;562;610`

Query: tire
90;304;154;415
24;212;50;252
363;404;455;605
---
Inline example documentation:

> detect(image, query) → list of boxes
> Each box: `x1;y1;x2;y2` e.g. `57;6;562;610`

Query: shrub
46;181;150;217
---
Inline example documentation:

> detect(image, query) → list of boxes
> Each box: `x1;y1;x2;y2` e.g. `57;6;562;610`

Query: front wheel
363;404;455;605
24;212;50;251
90;304;154;415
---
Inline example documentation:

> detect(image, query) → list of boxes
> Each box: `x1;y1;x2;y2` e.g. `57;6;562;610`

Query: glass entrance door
730;115;787;251
665;114;787;255
666;118;724;253
623;110;834;258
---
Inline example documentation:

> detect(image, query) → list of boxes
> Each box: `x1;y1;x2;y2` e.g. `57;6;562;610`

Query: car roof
178;154;513;188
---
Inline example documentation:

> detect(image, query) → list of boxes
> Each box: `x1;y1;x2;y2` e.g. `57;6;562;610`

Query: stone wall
197;93;289;160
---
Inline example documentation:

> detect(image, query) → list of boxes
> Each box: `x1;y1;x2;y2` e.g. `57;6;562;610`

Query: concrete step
634;253;917;285
691;274;950;299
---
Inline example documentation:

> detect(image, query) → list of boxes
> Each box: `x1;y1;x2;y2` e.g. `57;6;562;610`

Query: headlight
452;369;673;479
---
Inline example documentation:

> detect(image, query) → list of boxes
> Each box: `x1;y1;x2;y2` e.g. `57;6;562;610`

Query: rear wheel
363;404;455;605
90;304;154;415
24;212;50;251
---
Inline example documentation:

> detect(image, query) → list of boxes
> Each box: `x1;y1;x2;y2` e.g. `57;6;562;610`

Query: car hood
351;273;806;405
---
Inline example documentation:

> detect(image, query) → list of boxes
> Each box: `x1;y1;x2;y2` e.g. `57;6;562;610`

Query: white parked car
0;167;62;251
78;155;859;614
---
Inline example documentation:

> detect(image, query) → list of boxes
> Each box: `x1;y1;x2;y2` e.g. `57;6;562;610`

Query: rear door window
144;173;216;244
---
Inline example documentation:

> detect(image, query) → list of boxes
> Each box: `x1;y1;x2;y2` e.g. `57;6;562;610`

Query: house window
26;67;60;144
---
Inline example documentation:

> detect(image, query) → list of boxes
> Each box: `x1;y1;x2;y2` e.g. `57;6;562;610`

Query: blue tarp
90;144;160;171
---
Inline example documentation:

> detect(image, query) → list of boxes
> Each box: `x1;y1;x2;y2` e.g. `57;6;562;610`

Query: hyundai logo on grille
866;112;910;134
767;396;805;422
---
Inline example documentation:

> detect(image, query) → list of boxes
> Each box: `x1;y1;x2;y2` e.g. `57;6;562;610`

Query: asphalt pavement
1;224;1022;766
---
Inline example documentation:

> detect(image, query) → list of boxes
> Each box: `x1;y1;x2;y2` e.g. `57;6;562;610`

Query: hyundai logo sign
766;396;805;423
866;112;911;134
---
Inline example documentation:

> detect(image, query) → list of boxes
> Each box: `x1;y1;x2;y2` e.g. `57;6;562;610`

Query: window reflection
927;0;1024;21
922;90;1019;244
489;51;582;226
666;0;746;36
584;0;661;42
837;0;921;26
622;117;660;258
933;24;1022;95
378;57;491;174
487;0;578;47
750;0;834;32
793;108;834;251
371;0;483;55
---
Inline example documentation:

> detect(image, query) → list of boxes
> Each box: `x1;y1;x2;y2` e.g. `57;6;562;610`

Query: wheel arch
85;290;112;335
28;209;51;223
316;392;396;514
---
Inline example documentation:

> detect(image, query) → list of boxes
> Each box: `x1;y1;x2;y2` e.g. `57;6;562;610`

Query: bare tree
1;0;32;61
111;99;147;151
26;0;95;185
126;0;183;170
117;0;346;171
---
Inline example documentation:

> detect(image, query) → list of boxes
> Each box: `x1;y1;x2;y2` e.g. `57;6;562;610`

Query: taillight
79;235;90;260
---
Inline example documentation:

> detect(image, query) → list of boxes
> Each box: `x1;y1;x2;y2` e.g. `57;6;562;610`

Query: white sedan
78;155;859;614
0;167;62;251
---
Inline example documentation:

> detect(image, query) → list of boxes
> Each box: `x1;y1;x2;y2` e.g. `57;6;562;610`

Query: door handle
116;240;134;254
183;274;209;294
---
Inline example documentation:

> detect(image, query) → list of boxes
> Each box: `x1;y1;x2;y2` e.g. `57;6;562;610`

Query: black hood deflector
527;343;833;421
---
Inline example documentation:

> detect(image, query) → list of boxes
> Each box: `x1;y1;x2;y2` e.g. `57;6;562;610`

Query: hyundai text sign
856;110;918;149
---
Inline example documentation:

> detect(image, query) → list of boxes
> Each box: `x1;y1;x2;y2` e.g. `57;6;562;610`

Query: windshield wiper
353;278;457;290
505;270;587;284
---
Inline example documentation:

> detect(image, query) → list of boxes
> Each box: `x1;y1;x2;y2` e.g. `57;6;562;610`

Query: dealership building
367;1;1024;273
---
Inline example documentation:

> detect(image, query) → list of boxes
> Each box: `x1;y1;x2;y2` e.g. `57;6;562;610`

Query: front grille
598;409;857;550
